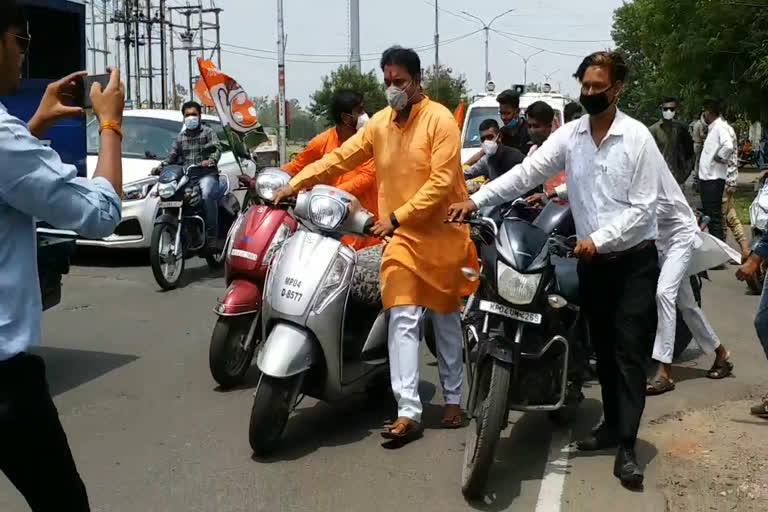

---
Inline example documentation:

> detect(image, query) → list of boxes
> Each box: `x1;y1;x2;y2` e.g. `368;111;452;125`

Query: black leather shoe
576;424;618;451
614;447;644;488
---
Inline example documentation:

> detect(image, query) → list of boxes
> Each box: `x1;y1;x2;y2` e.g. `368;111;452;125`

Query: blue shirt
0;102;121;361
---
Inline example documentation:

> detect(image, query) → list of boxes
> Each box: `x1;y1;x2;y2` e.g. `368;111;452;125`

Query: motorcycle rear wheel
249;374;300;456
209;314;259;389
150;223;184;290
461;359;511;500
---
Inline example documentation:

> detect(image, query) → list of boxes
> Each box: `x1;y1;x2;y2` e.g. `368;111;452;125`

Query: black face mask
580;86;614;116
529;130;548;145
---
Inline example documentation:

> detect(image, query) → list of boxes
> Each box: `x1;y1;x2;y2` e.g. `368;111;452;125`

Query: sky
98;0;626;109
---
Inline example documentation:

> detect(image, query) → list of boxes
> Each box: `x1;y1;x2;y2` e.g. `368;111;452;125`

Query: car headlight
158;181;178;199
261;222;292;268
497;261;541;305
309;195;347;231
313;250;353;313
123;177;158;201
255;170;289;201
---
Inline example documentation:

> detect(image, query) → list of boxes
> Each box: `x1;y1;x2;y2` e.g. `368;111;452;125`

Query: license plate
478;300;542;325
158;201;182;208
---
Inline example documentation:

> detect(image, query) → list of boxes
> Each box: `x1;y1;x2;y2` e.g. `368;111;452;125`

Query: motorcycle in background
149;165;241;290
208;168;297;388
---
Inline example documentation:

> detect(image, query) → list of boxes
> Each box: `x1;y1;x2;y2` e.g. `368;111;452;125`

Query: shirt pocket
598;164;632;203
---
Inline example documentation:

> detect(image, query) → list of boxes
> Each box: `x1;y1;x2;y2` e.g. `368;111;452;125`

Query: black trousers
699;178;726;241
578;245;659;448
0;353;90;511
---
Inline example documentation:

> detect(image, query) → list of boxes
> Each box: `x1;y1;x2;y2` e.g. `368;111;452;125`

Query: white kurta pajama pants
388;305;463;422
652;238;721;365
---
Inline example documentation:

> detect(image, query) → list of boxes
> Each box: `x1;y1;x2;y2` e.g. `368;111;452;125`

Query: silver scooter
248;185;389;455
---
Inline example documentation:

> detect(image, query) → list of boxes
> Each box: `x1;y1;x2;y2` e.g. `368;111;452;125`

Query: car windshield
87;116;225;159
463;107;502;149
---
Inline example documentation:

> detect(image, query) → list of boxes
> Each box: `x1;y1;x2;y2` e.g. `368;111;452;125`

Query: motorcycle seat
553;256;580;304
350;244;383;306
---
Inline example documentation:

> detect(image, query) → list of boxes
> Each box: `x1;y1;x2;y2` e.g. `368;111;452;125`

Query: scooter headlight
255;168;291;201
313;249;354;313
309;195;347;231
158;181;178;199
261;222;292;268
497;261;541;305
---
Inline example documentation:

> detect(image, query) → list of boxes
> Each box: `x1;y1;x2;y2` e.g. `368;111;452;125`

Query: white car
69;109;255;250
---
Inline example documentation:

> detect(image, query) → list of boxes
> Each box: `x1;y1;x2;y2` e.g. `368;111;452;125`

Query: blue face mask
184;115;200;131
505;117;520;129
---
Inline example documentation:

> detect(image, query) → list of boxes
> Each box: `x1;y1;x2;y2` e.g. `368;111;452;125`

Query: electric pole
508;48;544;88
102;0;109;69
159;0;167;108
461;9;515;86
434;0;439;100
349;0;360;71
277;0;287;165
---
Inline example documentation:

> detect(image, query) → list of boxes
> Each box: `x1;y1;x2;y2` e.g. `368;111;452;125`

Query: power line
493;29;612;44
491;29;590;58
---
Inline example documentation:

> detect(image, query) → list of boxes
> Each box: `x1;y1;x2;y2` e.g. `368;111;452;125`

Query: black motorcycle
150;165;241;290
456;200;587;499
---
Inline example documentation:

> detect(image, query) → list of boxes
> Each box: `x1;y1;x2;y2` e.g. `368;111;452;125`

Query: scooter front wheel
150;223;185;290
249;374;301;456
461;359;510;500
209;314;259;389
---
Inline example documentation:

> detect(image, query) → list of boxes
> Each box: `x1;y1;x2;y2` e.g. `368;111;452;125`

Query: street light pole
460;9;514;86
277;0;287;165
508;48;544;87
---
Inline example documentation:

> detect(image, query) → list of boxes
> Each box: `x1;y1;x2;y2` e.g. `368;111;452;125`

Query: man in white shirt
448;51;661;488
698;99;734;241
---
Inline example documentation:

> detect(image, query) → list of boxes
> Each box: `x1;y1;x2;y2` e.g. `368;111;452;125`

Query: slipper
646;375;675;396
706;358;733;379
441;410;466;429
381;417;424;448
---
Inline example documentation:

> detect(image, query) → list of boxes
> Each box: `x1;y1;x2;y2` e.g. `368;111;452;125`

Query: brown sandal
706;358;733;379
646;375;675;395
381;417;424;446
441;405;466;429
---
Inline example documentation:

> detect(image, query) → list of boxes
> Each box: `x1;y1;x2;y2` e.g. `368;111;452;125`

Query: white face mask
184;115;200;131
356;112;370;130
482;140;498;156
385;83;410;111
662;109;675;121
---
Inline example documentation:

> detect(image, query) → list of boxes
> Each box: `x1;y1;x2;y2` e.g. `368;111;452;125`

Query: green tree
422;65;469;112
310;65;387;126
252;96;321;142
612;0;768;124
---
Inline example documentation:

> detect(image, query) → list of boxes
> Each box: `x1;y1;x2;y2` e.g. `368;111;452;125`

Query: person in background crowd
737;231;768;418
496;88;530;153
649;96;695;185
698;98;734;242
272;46;478;446
722;120;750;261
281;89;379;250
153;100;222;249
463;118;525;184
564;101;584;123
758;132;768;170
0;1;126;508
526;101;566;200
691;110;708;190
449;50;662;489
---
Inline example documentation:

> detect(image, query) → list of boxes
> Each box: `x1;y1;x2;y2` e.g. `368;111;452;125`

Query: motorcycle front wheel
209;314;259;389
150;223;184;290
249;374;301;456
461;359;511;500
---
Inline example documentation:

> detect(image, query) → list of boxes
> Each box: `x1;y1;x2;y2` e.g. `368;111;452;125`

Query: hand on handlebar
447;200;478;222
370;216;395;237
525;192;548;207
573;237;597;261
201;159;215;168
271;184;296;205
151;165;162;176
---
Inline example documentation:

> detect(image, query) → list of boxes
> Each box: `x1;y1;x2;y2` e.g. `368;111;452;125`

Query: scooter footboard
257;323;318;378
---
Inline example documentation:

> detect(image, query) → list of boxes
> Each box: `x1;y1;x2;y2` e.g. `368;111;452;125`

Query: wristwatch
390;213;400;229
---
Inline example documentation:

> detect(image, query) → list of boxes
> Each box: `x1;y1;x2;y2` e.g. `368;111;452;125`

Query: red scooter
209;168;298;388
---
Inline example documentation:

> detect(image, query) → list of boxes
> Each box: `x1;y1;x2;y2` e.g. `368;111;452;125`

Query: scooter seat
553;256;580;304
350;244;383;306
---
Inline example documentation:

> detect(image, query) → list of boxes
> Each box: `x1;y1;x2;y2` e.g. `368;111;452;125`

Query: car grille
114;219;142;237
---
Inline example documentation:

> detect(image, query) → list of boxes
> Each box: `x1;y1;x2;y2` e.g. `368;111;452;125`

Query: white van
460;86;568;164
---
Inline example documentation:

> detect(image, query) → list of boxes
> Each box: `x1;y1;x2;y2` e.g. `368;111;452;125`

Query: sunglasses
14;33;31;55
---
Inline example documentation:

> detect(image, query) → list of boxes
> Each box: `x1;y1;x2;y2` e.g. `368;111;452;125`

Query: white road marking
534;428;573;512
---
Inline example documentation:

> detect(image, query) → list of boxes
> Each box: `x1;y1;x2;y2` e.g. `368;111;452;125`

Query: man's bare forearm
93;130;123;197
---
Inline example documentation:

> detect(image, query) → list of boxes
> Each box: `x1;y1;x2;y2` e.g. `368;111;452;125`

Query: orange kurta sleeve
289;124;374;191
281;131;328;176
393;113;462;226
336;158;378;215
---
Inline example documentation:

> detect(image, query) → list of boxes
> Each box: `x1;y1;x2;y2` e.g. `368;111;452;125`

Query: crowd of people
4;0;768;506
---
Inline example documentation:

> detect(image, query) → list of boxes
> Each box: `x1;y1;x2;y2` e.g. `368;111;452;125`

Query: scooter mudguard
257;322;318;378
215;279;262;316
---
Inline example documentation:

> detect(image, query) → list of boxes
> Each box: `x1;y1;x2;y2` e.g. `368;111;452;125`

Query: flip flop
706;359;733;379
441;410;466;429
381;417;424;448
646;375;675;396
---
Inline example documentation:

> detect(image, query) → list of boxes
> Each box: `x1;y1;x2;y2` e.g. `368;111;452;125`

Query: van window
462;107;502;149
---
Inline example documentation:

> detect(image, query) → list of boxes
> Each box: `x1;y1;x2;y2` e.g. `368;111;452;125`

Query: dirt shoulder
649;397;768;511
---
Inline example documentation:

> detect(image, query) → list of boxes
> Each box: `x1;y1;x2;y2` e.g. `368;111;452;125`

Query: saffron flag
454;99;465;130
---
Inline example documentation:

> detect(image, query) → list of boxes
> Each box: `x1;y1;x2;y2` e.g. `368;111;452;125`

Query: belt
593;240;655;263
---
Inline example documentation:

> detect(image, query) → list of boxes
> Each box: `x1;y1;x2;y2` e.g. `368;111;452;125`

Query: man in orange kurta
274;47;478;442
282;90;379;250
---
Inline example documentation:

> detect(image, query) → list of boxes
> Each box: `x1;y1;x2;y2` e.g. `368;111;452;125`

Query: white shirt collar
576;108;628;138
